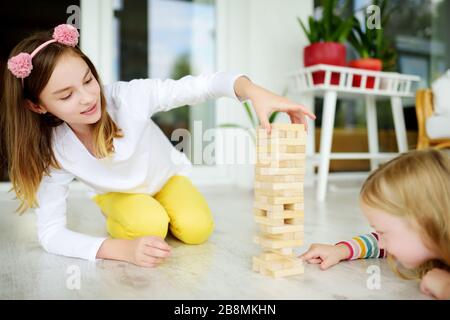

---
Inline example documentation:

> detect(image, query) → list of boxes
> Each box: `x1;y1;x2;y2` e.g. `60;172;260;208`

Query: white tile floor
0;177;429;299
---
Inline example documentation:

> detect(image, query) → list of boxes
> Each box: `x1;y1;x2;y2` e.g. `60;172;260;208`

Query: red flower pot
304;42;347;85
348;58;382;89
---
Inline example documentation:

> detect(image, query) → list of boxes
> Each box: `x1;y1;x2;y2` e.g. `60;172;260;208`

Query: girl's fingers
288;113;309;133
305;258;322;264
140;256;158;267
257;111;271;133
320;258;337;270
299;249;320;261
141;254;166;266
144;246;171;258
145;238;171;252
279;103;316;120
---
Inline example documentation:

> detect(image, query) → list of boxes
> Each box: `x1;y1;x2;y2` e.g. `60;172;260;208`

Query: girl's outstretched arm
107;72;246;120
233;76;316;133
300;232;387;270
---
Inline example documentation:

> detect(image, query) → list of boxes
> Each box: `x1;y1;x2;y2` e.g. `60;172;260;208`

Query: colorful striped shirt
336;232;387;260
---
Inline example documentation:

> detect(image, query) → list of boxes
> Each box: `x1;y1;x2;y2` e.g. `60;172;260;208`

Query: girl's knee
105;194;170;240
107;211;169;240
171;212;215;245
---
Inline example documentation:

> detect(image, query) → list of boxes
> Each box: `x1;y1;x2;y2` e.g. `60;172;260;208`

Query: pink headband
7;24;79;86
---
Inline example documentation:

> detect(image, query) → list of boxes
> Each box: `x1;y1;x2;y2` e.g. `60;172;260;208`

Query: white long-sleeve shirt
35;72;244;261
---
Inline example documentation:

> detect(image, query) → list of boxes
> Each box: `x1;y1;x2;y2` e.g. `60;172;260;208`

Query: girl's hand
420;268;450;300
125;236;171;268
299;243;350;270
234;76;316;134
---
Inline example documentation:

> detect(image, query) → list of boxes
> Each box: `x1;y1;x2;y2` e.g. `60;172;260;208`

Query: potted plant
347;0;397;88
298;0;354;84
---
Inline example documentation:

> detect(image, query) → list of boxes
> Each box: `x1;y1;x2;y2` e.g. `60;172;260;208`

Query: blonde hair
360;149;450;279
0;30;123;214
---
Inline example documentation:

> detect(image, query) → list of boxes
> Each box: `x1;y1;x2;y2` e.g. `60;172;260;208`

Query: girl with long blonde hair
300;149;450;300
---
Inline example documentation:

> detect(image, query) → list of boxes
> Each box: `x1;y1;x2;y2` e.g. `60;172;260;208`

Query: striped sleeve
335;232;387;260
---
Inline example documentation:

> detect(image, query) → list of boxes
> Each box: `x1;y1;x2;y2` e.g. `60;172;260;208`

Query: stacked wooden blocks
252;123;306;278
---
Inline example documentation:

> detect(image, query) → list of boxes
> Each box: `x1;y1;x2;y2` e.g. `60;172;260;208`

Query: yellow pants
92;175;214;244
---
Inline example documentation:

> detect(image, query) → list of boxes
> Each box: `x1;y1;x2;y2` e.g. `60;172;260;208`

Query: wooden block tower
252;123;306;278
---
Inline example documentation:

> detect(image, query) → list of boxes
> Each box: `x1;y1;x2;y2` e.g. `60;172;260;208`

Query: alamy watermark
366;5;381;30
66;265;81;290
366;265;381;290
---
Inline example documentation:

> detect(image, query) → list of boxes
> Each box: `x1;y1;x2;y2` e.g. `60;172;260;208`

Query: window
114;0;217;166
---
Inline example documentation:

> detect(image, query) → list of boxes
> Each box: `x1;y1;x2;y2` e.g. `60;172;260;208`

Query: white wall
216;0;313;188
80;0;115;85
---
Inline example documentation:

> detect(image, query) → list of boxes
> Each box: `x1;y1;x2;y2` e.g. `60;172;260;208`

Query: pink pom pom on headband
7;24;79;84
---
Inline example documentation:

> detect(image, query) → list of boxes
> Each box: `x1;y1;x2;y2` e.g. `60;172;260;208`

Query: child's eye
85;77;93;84
61;93;72;100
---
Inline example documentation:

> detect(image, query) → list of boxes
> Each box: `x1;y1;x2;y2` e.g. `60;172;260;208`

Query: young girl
1;24;315;268
300;149;450;300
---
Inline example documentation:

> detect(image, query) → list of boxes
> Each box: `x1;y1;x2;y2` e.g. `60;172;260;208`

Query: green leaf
333;17;354;43
269;112;279;124
298;17;313;43
242;100;257;129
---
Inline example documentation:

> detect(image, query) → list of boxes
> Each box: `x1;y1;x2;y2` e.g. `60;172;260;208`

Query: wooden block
257;129;286;140
267;210;304;219
260;251;296;260
255;174;304;183
285;217;304;225
253;210;304;221
253;202;284;212
269;247;294;255
254;215;285;226
254;181;303;191
268;123;306;132
255;167;305;176
256;159;305;169
263;258;299;271
260;224;303;234
257;137;306;147
254;188;302;197
284;203;304;211
257;152;306;163
254;235;303;249
266;232;304;241
254;253;302;270
255;195;303;205
253;253;304;278
269;232;303;240
286;130;297;139
253;208;267;217
256;144;306;154
253;205;304;220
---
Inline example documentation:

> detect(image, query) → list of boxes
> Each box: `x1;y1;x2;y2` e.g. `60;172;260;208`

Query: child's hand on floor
126;236;171;268
299;243;350;270
420;268;450;300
